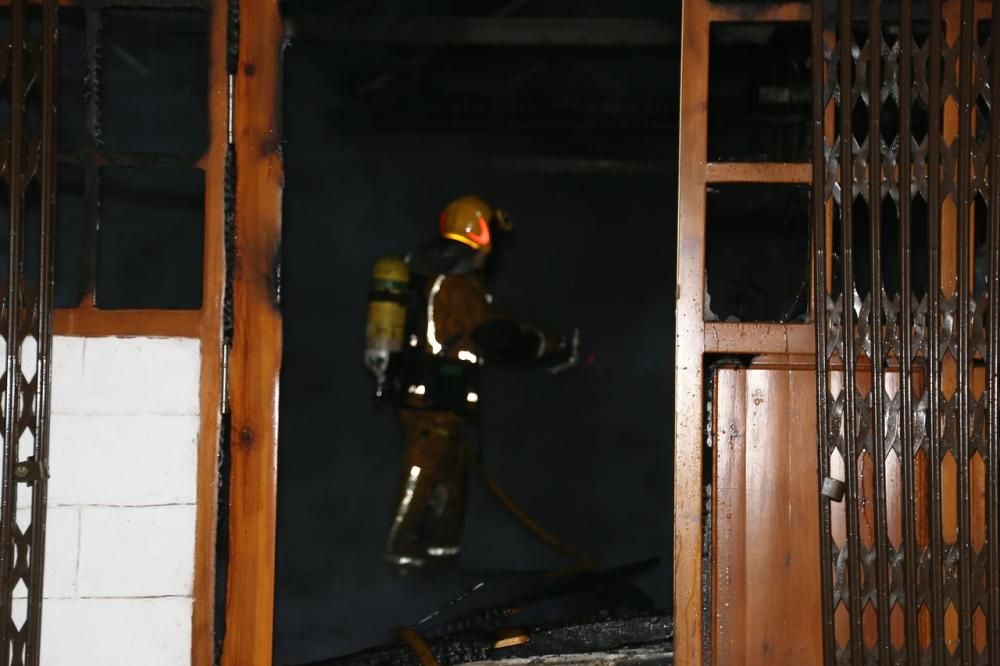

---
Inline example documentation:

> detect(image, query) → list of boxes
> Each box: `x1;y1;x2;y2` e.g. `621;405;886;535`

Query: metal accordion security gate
0;1;58;665
813;0;1000;663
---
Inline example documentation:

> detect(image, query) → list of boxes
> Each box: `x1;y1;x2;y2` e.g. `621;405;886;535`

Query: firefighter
365;195;579;566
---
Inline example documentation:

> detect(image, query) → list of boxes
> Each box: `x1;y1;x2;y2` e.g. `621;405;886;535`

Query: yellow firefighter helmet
438;195;511;253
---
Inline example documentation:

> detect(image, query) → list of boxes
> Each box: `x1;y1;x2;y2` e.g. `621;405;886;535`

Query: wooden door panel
712;357;823;665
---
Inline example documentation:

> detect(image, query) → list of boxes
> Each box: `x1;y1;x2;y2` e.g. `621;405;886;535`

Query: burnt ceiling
279;0;809;151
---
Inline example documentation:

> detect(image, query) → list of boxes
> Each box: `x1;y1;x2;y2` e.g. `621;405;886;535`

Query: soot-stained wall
273;44;677;664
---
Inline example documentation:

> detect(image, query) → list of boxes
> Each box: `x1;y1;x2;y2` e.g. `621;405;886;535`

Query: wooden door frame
226;1;819;662
0;1;279;663
223;0;823;662
218;1;284;664
674;2;813;664
0;1;229;663
674;2;995;664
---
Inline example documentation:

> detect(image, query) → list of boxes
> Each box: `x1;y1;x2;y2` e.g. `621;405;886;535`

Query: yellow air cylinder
365;256;410;396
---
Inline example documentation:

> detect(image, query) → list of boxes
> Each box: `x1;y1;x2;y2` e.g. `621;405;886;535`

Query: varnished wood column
673;0;709;662
220;1;284;664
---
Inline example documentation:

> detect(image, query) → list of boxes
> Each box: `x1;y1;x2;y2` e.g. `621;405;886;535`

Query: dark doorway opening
273;2;679;663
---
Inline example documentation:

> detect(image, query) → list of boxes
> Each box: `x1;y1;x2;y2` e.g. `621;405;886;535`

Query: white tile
13;506;79;599
82;337;201;415
41;597;192;666
77;506;196;598
43;507;81;598
51;336;86;415
49;414;199;507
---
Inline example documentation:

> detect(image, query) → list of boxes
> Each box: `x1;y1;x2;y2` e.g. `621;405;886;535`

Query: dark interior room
273;2;678;663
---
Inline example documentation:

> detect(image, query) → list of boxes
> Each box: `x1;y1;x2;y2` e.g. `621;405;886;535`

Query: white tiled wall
22;336;202;666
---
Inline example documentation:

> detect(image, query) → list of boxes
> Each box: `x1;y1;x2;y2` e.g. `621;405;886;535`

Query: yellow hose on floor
396;626;439;666
468;448;598;570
